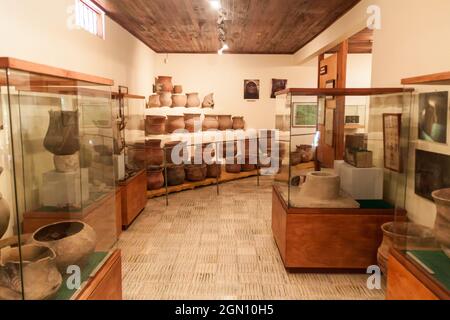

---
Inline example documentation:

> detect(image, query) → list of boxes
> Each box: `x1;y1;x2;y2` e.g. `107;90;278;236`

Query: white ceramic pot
172;94;187;107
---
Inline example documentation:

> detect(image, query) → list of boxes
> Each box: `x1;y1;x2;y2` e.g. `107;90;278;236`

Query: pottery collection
432;188;450;258
171;94;187;108
145;115;166;135
156;76;173;93
148;94;161;108
147;166;165;190
53;153;80;173
164;141;186;164
32;221;97;273
185;164;207;182
202;93;215;108
159;92;172;108
166;115;186;133
232;116;245;130
166;164;185;186
218;115;233;131
202;115;219;131
206;163;222;178
184;113;202;133
186;93;201;108
146;139;164;166
377;222;437;274
0;244;62;300
44;110;80;156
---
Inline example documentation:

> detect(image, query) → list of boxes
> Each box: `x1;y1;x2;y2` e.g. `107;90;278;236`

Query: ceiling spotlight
210;0;221;10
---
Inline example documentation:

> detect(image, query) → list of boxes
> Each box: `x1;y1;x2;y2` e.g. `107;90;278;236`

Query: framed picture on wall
383;113;402;172
293;103;318;128
271;79;287;98
244;80;260;100
415;149;450;201
418;91;448;144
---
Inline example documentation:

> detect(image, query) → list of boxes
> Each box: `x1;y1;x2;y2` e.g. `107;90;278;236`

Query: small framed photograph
383;113;402;172
293;103;318;128
244;80;260;100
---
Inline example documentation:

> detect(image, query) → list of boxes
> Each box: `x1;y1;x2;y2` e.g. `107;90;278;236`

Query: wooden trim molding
112;92;146;100
0;57;114;86
401;72;450;85
276;88;413;97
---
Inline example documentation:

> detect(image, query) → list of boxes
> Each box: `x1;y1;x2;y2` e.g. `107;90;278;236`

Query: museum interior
0;0;449;301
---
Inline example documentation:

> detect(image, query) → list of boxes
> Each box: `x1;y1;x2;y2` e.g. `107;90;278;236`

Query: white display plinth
337;162;383;200
40;169;89;208
114;153;125;181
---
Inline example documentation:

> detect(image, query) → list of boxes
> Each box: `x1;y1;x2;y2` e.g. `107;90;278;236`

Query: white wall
0;0;156;95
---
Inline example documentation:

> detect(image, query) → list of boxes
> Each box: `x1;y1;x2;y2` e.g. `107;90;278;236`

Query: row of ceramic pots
148;92;215;109
145;114;245;135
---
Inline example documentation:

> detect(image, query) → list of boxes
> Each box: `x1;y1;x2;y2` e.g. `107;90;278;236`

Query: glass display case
0;58;117;300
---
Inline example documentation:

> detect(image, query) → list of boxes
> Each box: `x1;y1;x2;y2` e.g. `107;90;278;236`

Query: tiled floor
117;176;385;300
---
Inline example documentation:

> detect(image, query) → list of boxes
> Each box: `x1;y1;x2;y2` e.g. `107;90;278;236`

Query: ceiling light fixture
210;0;221;10
218;42;229;55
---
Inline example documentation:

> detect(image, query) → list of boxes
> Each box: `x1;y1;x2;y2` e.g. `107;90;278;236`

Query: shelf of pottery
143;76;279;200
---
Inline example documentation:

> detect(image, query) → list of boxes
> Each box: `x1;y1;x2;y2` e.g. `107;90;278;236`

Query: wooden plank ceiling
94;0;361;54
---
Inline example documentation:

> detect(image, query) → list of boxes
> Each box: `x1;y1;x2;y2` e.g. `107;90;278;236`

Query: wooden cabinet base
119;170;147;229
272;186;397;271
76;249;123;300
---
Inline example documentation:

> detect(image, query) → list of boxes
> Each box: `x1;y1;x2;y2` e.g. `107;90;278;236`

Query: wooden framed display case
272;88;412;271
0;57;121;300
386;73;450;300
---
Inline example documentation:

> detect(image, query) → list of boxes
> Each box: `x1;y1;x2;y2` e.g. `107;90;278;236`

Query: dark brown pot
44;110;80;155
147;166;164;190
167;164;185;186
225;157;241;173
145;115;166;135
218;115;233;131
297;144;314;162
185;164;207;182
203;115;219;131
232;116;245;130
195;142;216;163
164;141;186;164
291;151;302;166
146;139;164;166
167;115;185;133
241;156;257;172
207;163;222;178
156;76;173;93
184;113;202;133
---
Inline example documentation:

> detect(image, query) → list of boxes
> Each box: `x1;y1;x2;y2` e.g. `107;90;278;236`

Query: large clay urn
32;221;97;273
377;222;437;274
202;115;219;131
186;93;201;108
166;115;186;133
232;116;245;130
166;164;185;186
218;115;233;131
156;76;173;93
172;94;187;108
145;115;166;135
159;92;172;108
207;163;222;178
148;94;161;108
164;141;187;164
0;244;62;300
173;85;183;94
184;113;202;133
185;164;207;182
147;166;165;190
432;188;450;258
146;139;164;166
44;110;80;156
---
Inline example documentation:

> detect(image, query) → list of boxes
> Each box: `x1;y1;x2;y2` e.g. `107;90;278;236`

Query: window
75;0;105;39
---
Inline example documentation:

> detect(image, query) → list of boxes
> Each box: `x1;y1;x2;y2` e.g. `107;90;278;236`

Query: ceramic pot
156;76;173;93
164;141;186;164
232;116;245;130
32;221;96;273
195;142;216;163
148;94;161;108
185;164;207;182
159;92;172;107
171;94;187;108
166;164;185;186
241;138;258;157
432;189;450;258
44;110;80;156
53;153;80;172
145;115;166;135
186;93;201;108
146;139;164;166
173;85;183;94
147;166;164;190
184;113;202;133
202;93;215;108
207;163;222;178
225;157;242;173
222;141;238;158
218;115;233;131
202;115;219;131
291;151;302;166
297;145;314;162
130;143;146;168
167;115;186;133
0;244;62;300
241;156;257;172
377;222;437;274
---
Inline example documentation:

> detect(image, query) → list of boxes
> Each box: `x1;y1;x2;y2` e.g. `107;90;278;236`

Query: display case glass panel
0;61;116;300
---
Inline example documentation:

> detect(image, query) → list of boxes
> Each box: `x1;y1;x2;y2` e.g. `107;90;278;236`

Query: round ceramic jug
184;114;202;133
185;164;207;182
146;139;164;166
202;115;219;131
206;163;222;178
186;93;201;108
432;188;450;258
145;115;166;135
44;110;80;156
148;94;161;108
173;85;183;94
232;116;245;130
159;92;172;107
147;166;165;190
166;115;185;133
171;94;187;108
218;115;233;130
164;141;187;164
225;157;242;173
166;164;185;186
156;76;173;92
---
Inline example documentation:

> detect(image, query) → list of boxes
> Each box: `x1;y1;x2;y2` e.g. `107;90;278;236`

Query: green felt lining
407;250;450;292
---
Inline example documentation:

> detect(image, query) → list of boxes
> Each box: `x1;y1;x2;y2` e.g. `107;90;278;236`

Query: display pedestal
119;170;147;229
337;162;383;200
387;249;449;300
272;186;399;271
114;153;125;181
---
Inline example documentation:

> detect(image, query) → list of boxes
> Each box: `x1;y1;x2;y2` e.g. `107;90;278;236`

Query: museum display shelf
0;57;121;300
272;87;413;271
